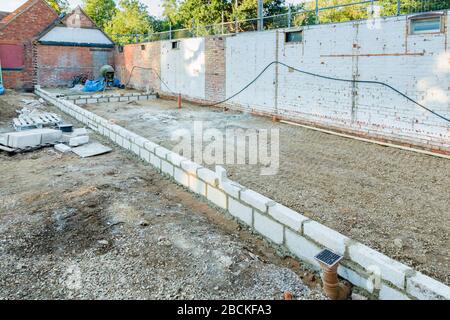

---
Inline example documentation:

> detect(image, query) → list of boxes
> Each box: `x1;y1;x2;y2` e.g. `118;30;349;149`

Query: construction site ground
0;90;326;299
82;96;450;285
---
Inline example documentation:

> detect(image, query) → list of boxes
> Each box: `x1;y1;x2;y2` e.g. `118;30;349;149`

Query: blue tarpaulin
83;79;104;92
83;78;123;92
0;85;4;95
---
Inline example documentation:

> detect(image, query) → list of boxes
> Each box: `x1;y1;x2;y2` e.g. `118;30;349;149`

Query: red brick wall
205;36;226;102
114;42;161;91
36;45;114;87
0;0;58;90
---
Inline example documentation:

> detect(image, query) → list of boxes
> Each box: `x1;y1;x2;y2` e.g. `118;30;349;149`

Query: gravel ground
0;91;326;300
83;97;450;285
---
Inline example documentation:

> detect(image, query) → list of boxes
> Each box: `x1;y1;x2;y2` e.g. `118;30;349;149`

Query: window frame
409;14;444;35
284;30;303;44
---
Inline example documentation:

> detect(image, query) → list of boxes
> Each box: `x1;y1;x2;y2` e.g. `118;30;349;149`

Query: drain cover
314;249;343;267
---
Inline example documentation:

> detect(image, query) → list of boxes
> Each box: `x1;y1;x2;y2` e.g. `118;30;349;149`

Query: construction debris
71;142;112;158
69;135;89;147
54;143;72;153
13;112;62;131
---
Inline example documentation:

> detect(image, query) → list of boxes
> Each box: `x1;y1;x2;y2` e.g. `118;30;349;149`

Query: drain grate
314;249;343;268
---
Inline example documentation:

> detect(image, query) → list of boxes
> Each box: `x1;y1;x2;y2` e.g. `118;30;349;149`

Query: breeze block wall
35;45;114;87
115;11;450;154
36;86;450;300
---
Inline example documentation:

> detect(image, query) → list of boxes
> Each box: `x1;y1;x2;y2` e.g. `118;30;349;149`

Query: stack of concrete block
0;128;62;149
60;128;90;147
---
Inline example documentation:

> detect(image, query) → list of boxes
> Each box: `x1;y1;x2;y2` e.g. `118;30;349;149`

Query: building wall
115;12;450;153
36;45;114;87
114;42;161;92
63;7;95;28
0;0;58;90
160;38;206;100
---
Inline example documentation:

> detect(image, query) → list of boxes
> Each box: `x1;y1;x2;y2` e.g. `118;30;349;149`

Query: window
285;31;303;43
171;41;180;49
410;16;442;34
117;45;124;53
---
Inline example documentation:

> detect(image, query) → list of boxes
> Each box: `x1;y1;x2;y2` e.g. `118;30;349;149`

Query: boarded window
0;44;24;69
285;31;303;43
410;16;442;34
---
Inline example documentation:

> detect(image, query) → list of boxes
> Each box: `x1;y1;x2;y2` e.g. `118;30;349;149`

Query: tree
46;0;69;13
176;0;231;28
83;0;117;29
104;0;154;44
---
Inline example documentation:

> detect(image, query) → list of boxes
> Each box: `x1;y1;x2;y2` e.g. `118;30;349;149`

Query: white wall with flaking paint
160;38;206;99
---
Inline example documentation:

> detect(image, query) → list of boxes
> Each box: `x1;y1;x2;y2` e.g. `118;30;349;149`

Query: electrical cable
126;62;450;123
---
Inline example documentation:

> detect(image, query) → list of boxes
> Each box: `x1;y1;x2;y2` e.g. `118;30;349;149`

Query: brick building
0;0;58;90
0;1;114;90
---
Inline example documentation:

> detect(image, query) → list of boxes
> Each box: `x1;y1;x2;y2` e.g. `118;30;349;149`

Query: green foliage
104;0;154;44
45;0;69;13
83;0;117;28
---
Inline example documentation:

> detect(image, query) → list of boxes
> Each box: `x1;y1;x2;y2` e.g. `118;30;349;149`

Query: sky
0;0;308;18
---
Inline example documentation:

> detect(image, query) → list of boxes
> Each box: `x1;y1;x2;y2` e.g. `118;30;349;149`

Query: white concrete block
134;136;147;147
5;130;46;148
268;203;309;232
240;189;273;213
379;284;410;300
54;143;71;153
406;272;450;300
189;175;206;196
337;265;372;293
144;141;158;152
131;143;140;155
161;160;174;176
69;135;89;147
122;138;131;150
348;243;412;289
285;229;321;269
181;160;201;175
253;210;283;245
167;152;187;167
207;185;227;209
174;167;189;187
228;198;252;226
39;129;62;144
197;168;219;186
140;148;150;162
220;180;243;199
303;220;349;255
150;153;161;169
155;146;171;159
